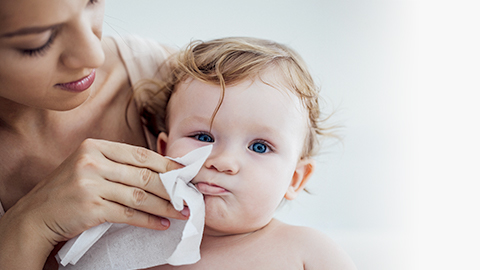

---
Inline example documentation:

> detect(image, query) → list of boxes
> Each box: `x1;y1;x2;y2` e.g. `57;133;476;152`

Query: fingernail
161;218;170;227
181;207;190;217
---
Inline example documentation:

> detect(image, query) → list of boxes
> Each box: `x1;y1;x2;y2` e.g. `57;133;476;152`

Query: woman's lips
195;182;228;195
55;69;96;92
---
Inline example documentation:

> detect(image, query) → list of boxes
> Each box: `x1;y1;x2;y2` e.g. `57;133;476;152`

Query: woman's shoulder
270;219;357;270
102;36;176;86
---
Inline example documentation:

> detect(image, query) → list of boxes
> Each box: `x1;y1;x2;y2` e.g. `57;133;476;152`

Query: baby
142;37;356;269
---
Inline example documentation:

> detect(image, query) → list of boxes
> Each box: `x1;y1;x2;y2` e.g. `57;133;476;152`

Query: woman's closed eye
21;29;59;57
21;0;99;57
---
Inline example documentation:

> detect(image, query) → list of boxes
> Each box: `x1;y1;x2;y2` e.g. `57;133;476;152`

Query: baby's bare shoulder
270;220;357;270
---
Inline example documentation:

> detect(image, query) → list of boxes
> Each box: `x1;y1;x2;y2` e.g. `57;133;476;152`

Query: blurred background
103;1;480;269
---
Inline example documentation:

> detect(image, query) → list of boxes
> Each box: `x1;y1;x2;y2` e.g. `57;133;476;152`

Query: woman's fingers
77;138;185;207
100;158;171;201
85;139;182;173
101;200;171;230
80;139;190;220
100;180;189;220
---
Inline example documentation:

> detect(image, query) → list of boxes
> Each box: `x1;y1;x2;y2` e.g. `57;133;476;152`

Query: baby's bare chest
202;244;304;270
154;236;305;270
150;253;304;270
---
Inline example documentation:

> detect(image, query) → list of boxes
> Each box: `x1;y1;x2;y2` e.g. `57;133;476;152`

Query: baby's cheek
204;197;233;230
166;138;202;157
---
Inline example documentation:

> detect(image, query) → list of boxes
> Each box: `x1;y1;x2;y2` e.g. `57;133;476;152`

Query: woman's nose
204;146;240;175
60;20;105;70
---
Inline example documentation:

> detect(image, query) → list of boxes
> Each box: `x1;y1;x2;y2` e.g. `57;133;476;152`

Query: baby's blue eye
194;133;214;142
249;142;268;153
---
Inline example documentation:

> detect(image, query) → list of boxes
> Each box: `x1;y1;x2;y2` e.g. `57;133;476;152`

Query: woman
0;0;185;268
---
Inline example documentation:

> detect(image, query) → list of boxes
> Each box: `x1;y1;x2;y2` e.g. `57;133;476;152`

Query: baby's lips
195;182;229;195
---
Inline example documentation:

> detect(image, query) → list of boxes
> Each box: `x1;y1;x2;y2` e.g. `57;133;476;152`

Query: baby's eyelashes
248;140;273;154
190;132;214;143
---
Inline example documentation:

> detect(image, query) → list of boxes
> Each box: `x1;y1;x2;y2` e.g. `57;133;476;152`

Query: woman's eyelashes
21;30;58;57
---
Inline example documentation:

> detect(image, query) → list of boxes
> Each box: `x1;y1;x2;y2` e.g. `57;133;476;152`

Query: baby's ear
156;132;169;155
285;158;315;200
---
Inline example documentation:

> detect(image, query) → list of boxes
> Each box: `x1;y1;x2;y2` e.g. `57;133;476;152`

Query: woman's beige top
0;35;172;218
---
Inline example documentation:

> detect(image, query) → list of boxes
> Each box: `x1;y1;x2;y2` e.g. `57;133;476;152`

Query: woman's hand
0;138;188;268
34;138;188;242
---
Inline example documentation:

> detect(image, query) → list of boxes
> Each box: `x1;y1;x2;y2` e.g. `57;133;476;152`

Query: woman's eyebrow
1;24;59;38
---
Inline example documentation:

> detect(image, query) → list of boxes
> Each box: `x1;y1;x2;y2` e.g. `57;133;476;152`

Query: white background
103;1;480;269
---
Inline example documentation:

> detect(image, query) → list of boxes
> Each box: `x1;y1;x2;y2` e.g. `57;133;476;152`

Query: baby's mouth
194;182;229;195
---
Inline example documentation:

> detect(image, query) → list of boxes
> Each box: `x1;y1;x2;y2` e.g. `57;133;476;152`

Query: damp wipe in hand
56;145;212;270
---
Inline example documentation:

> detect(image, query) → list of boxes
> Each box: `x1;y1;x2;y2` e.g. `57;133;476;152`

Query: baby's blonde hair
141;37;327;158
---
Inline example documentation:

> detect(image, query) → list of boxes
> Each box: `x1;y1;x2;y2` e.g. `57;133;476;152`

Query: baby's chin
203;217;270;237
202;198;274;236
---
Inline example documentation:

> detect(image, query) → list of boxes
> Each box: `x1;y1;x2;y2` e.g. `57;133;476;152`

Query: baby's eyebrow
179;115;211;126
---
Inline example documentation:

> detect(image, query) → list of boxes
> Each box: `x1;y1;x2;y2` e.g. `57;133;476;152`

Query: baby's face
159;71;310;236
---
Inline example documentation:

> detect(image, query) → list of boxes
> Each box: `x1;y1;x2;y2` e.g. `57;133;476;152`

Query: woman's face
0;0;105;111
